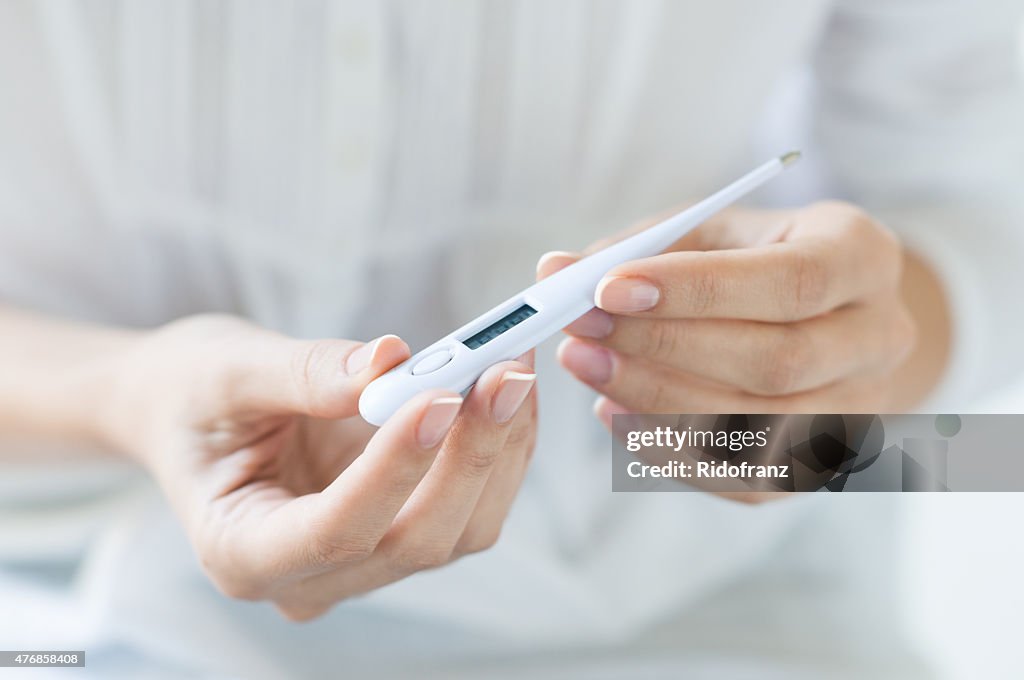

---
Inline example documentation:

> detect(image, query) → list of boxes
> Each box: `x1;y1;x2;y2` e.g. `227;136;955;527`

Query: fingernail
536;250;578;277
558;338;613;385
593;396;629;426
596;276;660;313
565;308;614;339
593;397;612;429
345;335;392;374
417;397;463;448
492;371;536;424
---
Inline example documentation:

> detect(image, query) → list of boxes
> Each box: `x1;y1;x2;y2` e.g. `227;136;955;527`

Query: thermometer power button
411;349;454;375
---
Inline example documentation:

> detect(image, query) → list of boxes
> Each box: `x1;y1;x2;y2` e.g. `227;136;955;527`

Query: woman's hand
105;315;537;621
540;201;944;422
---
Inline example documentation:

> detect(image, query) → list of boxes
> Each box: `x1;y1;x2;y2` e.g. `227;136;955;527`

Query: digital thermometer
359;152;801;426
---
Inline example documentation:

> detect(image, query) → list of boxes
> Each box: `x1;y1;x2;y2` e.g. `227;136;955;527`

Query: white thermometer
359;152;800;425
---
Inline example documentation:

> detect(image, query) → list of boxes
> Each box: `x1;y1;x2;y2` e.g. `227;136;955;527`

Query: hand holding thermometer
359;152;801;426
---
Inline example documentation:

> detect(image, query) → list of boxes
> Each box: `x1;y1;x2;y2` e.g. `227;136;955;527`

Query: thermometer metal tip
780;150;802;167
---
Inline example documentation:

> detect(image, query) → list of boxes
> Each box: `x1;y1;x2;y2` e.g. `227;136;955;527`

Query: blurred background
904;495;1024;679
904;360;1024;677
0;4;1022;679
904;27;1024;667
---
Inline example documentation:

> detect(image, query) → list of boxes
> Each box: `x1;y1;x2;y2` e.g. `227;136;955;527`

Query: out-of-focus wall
899;24;1024;680
903;494;1024;679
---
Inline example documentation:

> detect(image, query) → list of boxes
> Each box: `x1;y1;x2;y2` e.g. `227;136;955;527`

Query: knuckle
784;250;829;320
275;602;330;623
454;525;502;556
838;203;881;241
197;540;268;601
310;536;376;567
844;206;902;281
756;326;815;395
387;540;453;573
685;266;719;316
458;445;501;476
830;200;870;224
290;340;339;415
643;321;682;363
304;512;378;566
503;418;537;452
637;377;670;411
820;201;903;290
813;199;867;225
209;573;267;601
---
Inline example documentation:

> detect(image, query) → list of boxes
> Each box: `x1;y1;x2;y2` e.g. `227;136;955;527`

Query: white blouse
0;1;1021;677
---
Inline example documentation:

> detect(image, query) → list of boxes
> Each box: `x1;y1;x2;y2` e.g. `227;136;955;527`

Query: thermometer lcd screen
462;304;538;349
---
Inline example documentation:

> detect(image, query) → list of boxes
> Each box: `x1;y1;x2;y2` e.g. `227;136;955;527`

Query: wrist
63;325;147;458
0;306;146;458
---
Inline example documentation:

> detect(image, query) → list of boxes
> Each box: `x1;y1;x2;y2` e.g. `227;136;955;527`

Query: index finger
595;240;884;322
251;388;464;578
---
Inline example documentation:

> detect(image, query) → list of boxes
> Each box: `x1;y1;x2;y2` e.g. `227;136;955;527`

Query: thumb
536;251;581;281
235;333;411;419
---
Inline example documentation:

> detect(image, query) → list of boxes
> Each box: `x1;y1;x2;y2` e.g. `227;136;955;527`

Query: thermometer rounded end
359;373;410;426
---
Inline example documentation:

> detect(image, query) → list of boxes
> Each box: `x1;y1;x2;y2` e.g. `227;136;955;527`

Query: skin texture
539;202;950;504
0;201;951;612
0;311;537;621
115;317;539;620
543;201;949;416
